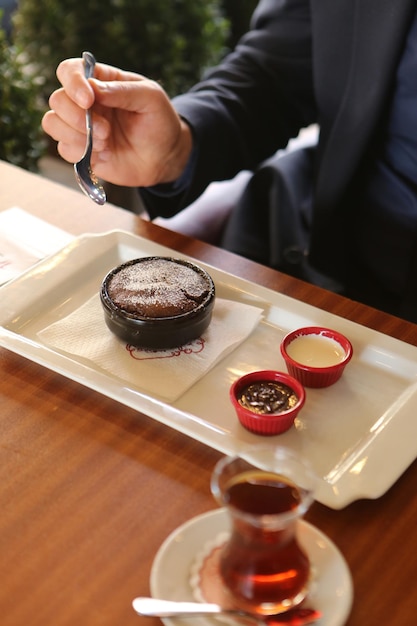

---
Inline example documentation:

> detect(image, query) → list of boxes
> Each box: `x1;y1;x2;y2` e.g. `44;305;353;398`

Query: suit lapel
315;0;416;212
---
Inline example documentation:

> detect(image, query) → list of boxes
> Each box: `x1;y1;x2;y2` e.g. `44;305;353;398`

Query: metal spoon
73;51;106;205
132;597;321;626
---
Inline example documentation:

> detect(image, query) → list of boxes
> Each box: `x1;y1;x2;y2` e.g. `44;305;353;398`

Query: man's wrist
162;119;193;183
143;138;197;198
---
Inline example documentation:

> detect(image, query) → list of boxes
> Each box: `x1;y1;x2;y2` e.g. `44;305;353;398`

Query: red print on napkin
126;338;205;361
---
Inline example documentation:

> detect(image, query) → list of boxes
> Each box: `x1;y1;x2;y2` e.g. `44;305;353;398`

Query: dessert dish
100;256;215;349
280;326;353;388
230;370;305;435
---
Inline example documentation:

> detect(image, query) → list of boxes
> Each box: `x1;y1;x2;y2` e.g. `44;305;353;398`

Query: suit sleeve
141;0;316;218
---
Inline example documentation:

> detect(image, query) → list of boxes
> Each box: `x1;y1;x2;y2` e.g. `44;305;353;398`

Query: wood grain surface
1;161;416;626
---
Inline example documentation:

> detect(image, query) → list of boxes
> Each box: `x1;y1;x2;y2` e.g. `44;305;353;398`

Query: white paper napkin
0;207;74;285
38;295;263;402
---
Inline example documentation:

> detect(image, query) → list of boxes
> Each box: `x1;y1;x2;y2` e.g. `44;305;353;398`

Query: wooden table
0;160;416;626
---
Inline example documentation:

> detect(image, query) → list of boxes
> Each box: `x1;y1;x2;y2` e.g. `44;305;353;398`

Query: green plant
0;25;46;171
13;0;230;100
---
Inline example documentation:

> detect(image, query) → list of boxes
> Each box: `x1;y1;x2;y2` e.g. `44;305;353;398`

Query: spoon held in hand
73;51;106;205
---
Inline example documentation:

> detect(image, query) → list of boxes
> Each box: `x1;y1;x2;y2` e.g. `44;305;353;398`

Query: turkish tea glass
210;446;316;615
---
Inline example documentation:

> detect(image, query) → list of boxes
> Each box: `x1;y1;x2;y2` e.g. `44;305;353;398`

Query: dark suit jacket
143;0;416;292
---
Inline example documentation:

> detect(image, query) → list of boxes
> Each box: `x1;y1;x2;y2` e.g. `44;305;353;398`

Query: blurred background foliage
0;15;46;170
13;0;258;99
0;0;258;173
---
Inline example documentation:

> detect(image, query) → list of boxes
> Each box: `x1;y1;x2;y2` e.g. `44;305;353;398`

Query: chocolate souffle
100;256;215;349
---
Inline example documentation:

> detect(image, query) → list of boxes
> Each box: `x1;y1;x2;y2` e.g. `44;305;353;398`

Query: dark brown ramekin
100;256;216;349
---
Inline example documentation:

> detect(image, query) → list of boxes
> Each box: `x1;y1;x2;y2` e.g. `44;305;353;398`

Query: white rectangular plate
1;230;416;509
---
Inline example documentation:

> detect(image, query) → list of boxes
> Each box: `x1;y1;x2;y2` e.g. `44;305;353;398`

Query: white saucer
150;508;353;626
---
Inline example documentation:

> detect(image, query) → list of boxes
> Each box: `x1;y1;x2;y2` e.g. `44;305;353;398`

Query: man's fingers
90;77;167;114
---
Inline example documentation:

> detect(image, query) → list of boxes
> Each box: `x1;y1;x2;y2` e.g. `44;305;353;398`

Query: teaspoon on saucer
132;597;321;626
73;51;106;205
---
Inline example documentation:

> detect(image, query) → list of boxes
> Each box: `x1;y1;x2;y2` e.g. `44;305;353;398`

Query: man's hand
42;57;193;188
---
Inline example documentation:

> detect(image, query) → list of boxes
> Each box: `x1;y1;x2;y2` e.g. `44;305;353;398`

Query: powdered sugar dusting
107;258;212;317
